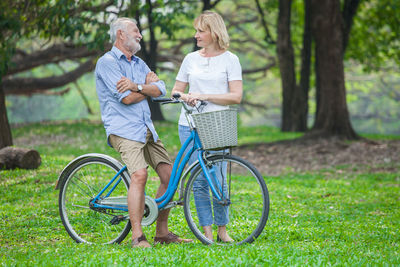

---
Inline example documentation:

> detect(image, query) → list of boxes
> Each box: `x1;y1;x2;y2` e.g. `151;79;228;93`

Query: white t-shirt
176;50;242;126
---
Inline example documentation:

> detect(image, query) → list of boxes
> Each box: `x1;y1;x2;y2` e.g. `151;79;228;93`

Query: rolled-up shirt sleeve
141;63;167;98
151;80;166;98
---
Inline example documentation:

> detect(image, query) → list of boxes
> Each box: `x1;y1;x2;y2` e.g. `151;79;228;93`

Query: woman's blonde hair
194;11;229;50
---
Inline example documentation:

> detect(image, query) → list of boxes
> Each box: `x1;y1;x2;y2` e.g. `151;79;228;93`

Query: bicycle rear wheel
184;154;269;245
59;157;131;244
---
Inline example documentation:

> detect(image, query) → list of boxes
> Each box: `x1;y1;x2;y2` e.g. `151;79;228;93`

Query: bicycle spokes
59;158;131;244
184;155;269;245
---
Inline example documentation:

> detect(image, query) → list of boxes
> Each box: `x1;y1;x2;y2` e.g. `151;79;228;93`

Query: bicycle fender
55;153;128;190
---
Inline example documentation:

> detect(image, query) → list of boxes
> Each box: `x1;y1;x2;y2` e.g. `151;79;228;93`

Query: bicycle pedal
110;215;124;225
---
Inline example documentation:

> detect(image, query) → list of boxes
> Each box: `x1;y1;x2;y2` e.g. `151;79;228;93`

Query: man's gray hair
109;17;137;43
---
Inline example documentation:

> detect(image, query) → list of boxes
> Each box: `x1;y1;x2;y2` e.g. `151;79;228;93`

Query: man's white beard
132;42;141;54
126;36;141;54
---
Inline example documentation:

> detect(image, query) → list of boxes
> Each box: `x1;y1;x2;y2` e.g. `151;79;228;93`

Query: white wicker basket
191;109;238;150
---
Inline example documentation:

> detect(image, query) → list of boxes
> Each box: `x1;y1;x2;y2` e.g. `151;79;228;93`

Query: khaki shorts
109;130;172;175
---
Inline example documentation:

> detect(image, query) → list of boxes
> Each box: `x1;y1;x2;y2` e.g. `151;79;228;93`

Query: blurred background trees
1;0;115;148
1;0;399;149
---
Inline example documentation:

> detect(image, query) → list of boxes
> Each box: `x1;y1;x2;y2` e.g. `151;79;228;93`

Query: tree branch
157;53;185;65
56;65;93;114
37;87;71;96
3;59;96;95
242;59;276;74
254;0;276;44
342;0;361;52
6;43;108;76
210;0;222;9
241;100;268;110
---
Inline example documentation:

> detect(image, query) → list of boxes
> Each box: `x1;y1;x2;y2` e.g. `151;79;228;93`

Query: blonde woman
171;11;243;243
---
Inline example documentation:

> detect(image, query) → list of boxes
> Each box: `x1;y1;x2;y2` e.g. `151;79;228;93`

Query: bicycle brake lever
194;100;207;112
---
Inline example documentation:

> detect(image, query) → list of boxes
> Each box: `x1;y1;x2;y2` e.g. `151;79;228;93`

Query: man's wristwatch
137;84;143;92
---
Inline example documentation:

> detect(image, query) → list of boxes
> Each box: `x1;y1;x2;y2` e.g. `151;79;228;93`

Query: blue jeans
179;125;229;227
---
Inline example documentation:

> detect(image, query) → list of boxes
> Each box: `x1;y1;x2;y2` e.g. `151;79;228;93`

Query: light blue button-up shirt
95;46;166;145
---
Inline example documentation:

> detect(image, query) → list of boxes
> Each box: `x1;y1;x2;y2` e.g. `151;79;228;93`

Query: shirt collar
111;46;139;63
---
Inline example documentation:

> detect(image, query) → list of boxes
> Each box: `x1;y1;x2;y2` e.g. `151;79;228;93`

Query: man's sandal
131;234;151;248
154;232;193;245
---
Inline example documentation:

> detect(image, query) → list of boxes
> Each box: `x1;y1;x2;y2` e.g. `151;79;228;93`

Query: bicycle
57;94;269;245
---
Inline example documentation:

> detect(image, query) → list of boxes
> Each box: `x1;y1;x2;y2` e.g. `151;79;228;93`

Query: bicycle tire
183;154;269;245
59;157;131;244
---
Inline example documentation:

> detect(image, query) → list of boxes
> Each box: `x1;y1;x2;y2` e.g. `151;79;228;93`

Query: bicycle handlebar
152;93;181;104
152;98;179;104
152;93;207;111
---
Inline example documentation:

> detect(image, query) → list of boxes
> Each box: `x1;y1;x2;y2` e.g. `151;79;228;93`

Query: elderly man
95;17;191;247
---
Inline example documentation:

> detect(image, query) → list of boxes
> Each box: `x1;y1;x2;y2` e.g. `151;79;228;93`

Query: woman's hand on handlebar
171;91;206;107
172;92;196;106
185;92;204;106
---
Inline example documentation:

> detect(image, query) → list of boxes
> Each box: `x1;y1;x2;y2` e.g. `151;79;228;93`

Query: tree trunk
342;0;361;52
147;0;164;121
135;0;165;121
295;0;312;131
307;0;359;139
0;146;41;170
277;0;312;133
0;84;13;149
314;51;321;122
277;0;296;132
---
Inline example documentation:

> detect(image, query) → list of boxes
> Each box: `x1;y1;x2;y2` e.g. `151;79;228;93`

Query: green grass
1;121;399;266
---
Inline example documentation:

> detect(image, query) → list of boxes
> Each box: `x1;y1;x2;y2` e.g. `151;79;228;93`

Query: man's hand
146;71;160;84
117;76;137;93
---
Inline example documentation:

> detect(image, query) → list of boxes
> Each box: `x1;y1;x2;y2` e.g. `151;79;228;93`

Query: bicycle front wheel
59;157;131;244
184;154;269;245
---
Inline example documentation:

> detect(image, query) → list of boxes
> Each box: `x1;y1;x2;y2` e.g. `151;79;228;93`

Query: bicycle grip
173;93;181;99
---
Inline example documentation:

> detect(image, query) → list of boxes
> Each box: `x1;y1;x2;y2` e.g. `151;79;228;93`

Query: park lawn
1;121;399;266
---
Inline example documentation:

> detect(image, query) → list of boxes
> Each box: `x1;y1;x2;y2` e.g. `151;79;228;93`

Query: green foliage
1;122;399;265
150;1;196;38
345;63;400;135
0;0;35;76
3;0;400;140
0;0;111;77
346;0;400;71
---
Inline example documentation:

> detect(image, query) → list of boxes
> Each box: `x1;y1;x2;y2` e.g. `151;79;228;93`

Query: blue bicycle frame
90;125;226;212
156;128;225;209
